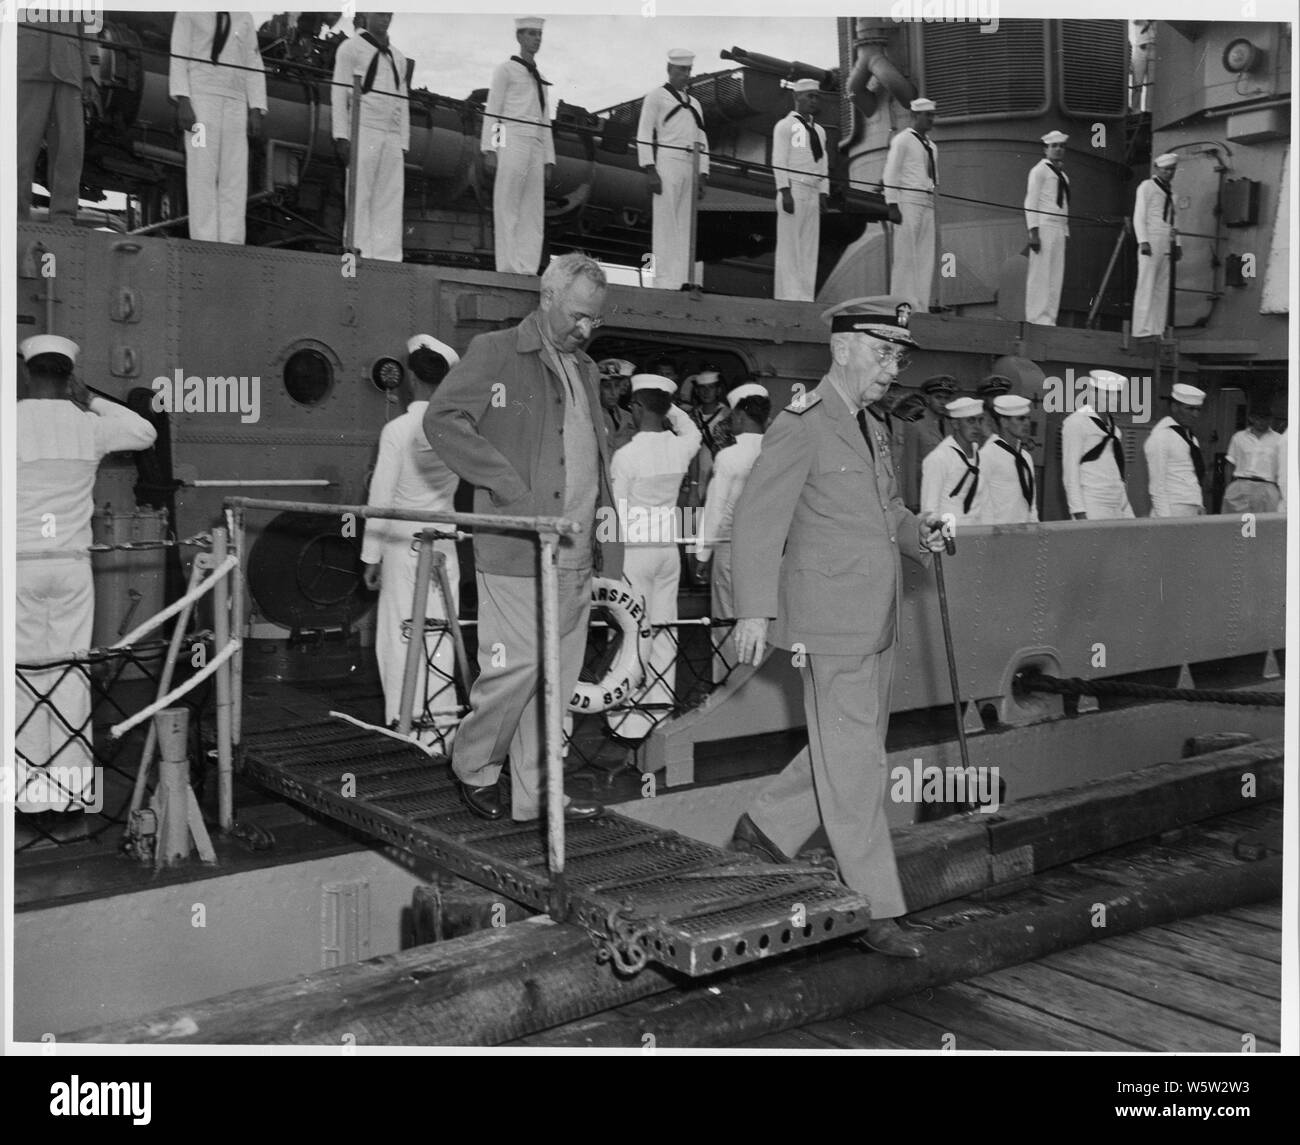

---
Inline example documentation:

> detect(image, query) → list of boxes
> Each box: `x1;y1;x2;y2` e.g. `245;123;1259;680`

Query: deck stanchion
212;527;234;831
229;506;246;747
397;534;438;736
540;529;569;920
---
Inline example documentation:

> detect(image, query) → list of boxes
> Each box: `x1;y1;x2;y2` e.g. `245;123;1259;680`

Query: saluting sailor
694;382;770;680
1132;152;1180;337
921;396;985;529
170;10;267;244
362;335;462;746
773;78;829;302
897;372;954;512
482;17;555;275
606;374;702;742
638;49;710;291
728;296;947;959
1024;131;1071;325
883;97;939;312
331;12;409;261
1144;383;1207;518
1061;369;1134;520
975;394;1038;525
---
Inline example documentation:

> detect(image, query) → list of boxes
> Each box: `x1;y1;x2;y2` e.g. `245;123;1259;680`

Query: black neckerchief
212;12;231;63
1081;415;1125;480
662;83;705;132
1154;176;1174;223
1048;161;1070;208
511;54;550;116
1170;423;1205;484
794;113;823;163
948;444;979;512
994;437;1035;507
360;30;400;94
913;129;935;181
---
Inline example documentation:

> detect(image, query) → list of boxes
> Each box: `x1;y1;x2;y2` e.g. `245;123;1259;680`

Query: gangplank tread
238;703;871;977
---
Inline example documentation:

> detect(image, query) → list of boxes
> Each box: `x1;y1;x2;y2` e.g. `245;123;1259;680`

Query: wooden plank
972;962;1262;1052
805;1004;996;1051
1102;931;1280;1000
887;983;1140;1052
744;1027;840;1050
1220;903;1282;930
1039;942;1280;1040
1159;916;1282;962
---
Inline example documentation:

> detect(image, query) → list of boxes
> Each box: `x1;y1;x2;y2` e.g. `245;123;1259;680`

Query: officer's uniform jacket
732;379;929;657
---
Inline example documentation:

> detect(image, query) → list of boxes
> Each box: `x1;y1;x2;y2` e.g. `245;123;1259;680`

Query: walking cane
932;532;977;814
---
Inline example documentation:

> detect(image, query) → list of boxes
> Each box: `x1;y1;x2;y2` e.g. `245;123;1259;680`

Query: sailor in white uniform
332;12;410;262
975;394;1038;524
15;336;157;813
481;16;555;275
1061;369;1134;520
362;335;462;747
883;97;938;311
170;11;267;244
607;374;702;741
1131;152;1179;337
773;79;829;302
921;396;985;530
1024;130;1070;325
638;49;710;291
695;383;770;680
1144;383;1207;518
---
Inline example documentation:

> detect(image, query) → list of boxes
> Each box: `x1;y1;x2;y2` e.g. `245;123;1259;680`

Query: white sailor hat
598;357;635;378
1087;369;1127;393
993;394;1031;417
1154;152;1179;168
667;48;695;66
515;16;545;31
727;382;769;408
792;78;821;93
910;97;936;112
821;295;916;347
694;368;722;387
406;334;460;366
946;397;984;419
19;334;79;364
1171;383;1206;408
631;373;676;394
1041;130;1069;145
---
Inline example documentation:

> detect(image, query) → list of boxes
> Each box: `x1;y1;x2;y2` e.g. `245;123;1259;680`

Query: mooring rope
1018;671;1283;707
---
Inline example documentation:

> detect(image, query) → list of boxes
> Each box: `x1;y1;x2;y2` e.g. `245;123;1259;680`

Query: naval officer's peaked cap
821;296;917;347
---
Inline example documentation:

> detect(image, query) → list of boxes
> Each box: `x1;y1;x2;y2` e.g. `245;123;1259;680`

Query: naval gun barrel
720;47;835;87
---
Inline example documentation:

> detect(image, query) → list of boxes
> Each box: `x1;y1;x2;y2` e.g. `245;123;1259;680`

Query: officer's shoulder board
784;391;822;415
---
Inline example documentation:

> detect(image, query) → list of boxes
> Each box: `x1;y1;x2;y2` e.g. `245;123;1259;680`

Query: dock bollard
151;707;217;869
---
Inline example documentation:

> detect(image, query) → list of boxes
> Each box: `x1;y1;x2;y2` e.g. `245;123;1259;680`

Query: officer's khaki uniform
732;380;930;916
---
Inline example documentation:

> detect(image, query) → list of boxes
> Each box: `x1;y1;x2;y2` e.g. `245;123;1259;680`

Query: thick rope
1020;671;1283;707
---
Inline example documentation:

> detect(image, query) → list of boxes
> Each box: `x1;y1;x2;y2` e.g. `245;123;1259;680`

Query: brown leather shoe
859;919;925;959
729;813;792;864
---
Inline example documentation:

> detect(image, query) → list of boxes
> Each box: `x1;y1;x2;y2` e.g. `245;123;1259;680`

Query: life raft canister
568;577;654;713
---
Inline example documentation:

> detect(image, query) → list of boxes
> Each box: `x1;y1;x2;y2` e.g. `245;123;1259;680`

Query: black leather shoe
563;798;603;821
729;813;792;864
859;919;925;959
458;779;505;821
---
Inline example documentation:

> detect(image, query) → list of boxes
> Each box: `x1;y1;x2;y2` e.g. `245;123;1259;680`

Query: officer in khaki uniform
729;296;947;958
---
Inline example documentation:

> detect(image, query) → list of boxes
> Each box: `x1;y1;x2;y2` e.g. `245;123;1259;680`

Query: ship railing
223;497;585;919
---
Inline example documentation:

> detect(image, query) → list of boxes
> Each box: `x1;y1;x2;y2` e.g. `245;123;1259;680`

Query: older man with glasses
425;251;622;823
727;296;947;959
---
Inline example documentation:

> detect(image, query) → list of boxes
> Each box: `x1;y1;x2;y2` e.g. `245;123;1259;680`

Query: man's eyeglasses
570;312;604;330
874;345;911;373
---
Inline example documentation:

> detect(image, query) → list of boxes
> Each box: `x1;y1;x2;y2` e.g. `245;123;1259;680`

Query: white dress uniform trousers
695;432;764;680
332;32;410;262
920;434;982;528
883;128;938;311
362;401;461;746
606;405;702;739
15;398;156;812
638;85;710;290
1144;416;1205;517
482;57;555;274
170;12;267;244
773;112;829;302
974;435;1038;524
1132;175;1176;337
1061;405;1134;518
1024;158;1070;325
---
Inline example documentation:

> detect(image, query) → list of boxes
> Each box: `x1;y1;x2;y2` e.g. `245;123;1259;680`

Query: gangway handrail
224;496;583;921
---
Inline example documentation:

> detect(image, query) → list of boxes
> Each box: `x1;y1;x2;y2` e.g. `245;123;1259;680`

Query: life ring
568;578;654;714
